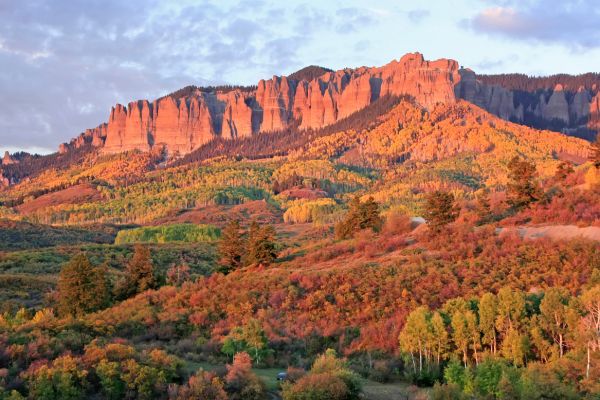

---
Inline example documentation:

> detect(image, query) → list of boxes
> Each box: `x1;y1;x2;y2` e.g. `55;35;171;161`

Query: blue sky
1;0;600;154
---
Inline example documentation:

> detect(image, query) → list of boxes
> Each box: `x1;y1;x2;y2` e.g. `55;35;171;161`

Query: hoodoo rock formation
1;151;17;165
60;52;599;156
457;71;600;140
61;53;463;156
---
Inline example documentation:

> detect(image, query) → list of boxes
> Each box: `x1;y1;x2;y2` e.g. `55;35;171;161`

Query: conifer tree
218;220;245;274
335;196;383;239
475;190;492;225
506;156;540;209
116;245;156;299
424;191;458;233
246;224;278;266
57;254;110;317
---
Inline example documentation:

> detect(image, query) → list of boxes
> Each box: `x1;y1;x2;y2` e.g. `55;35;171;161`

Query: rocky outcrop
104;103;150;153
455;69;523;122
220;91;254;138
60;52;598;157
61;52;464;156
570;86;591;123
537;84;570;124
2;151;17;165
456;70;599;140
590;92;600;131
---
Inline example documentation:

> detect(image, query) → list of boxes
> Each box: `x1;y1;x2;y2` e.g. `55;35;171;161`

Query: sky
1;0;600;155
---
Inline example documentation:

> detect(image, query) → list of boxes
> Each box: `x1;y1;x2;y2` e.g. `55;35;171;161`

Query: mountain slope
0;97;591;225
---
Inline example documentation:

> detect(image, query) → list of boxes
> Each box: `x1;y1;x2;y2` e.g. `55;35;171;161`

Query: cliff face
61;52;598;156
62;53;462;155
455;70;600;140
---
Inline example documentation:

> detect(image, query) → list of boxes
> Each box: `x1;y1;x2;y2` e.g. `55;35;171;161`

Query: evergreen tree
246;223;278;266
116;245;156;299
217;220;245;274
474;190;492;225
57;254;110;317
506;156;540;209
424;191;458;233
335;196;383;239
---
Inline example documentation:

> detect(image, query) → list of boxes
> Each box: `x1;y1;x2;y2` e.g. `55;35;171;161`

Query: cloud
465;0;600;49
0;1;397;154
335;7;378;33
407;9;430;24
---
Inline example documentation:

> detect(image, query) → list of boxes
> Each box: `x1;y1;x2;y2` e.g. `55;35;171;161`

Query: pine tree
424;191;458;233
334;196;382;239
475;190;492;225
218;220;245;274
360;196;383;232
506;156;540;209
116;245;156;299
57;254;110;317
246;223;278;266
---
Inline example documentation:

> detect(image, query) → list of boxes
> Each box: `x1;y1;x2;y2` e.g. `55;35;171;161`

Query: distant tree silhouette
474;189;492;225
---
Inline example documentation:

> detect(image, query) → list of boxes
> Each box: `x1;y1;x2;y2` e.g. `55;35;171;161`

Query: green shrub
114;224;220;244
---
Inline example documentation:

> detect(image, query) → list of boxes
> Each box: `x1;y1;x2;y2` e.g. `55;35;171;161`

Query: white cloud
466;0;600;49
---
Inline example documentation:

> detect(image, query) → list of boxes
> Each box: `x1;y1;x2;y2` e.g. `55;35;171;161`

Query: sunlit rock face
62;52;466;156
61;51;600;156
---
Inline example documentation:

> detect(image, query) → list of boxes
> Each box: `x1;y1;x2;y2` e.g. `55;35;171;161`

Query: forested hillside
0;97;599;399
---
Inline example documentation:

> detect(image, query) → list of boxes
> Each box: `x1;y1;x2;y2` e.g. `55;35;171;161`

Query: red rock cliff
63;52;463;156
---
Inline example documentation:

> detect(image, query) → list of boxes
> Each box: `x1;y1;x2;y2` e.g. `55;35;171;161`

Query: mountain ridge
56;53;600;159
58;53;461;156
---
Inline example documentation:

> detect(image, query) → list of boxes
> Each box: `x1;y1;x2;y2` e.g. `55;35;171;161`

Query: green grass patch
115;223;221;244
